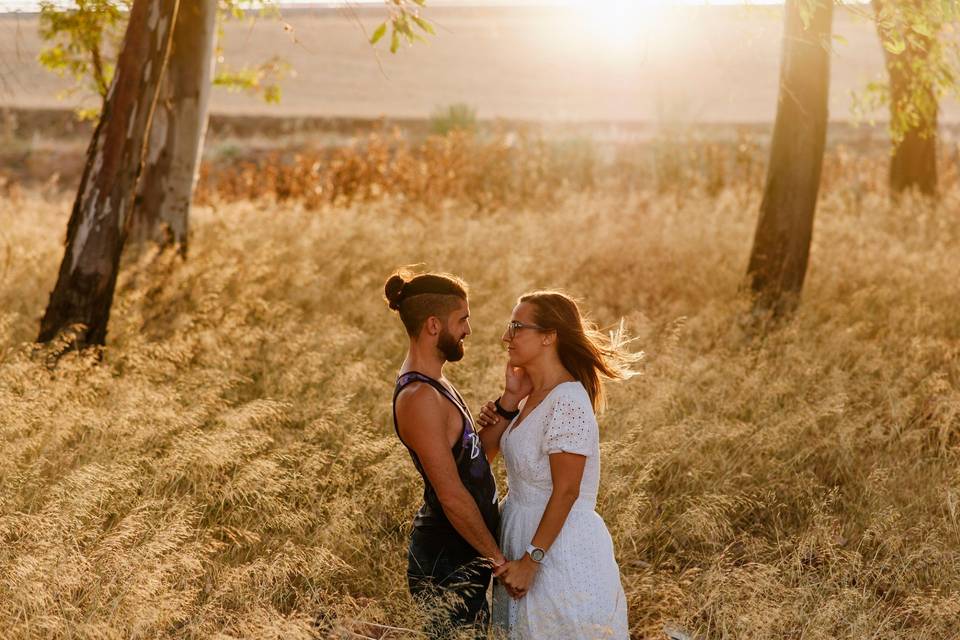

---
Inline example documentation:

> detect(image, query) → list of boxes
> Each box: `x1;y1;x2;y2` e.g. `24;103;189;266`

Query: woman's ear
542;331;557;347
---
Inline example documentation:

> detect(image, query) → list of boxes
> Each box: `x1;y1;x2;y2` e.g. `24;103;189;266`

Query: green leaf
264;85;281;104
370;21;387;45
395;14;413;39
411;15;435;36
38;45;69;73
911;19;935;39
831;34;848;46
75;106;101;122
883;34;906;56
390;29;400;54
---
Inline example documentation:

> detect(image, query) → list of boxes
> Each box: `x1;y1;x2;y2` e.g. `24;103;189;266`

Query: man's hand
493;560;522;599
491;553;520;595
496;555;539;599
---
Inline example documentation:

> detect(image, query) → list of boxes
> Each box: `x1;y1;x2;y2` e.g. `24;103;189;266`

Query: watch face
531;548;545;562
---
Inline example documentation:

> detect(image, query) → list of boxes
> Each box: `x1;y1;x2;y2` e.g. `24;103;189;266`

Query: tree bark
38;0;181;349
873;0;938;197
130;0;217;255
745;0;833;318
888;119;937;196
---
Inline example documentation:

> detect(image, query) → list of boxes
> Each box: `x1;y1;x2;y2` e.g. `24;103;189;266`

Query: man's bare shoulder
396;381;446;420
396;381;454;450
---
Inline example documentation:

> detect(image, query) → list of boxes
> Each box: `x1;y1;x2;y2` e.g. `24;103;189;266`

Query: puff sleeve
543;389;598;457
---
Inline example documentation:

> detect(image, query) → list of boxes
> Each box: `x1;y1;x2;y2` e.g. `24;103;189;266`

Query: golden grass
1;147;959;639
194;128;600;213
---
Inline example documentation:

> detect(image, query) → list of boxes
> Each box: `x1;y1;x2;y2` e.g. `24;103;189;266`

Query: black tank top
393;371;500;540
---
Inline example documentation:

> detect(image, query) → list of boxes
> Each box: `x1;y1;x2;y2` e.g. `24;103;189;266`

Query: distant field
2;4;959;123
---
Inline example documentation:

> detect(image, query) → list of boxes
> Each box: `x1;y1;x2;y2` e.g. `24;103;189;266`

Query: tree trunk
888;122;937;195
38;0;181;349
745;0;833;318
873;0;938;197
130;0;217;255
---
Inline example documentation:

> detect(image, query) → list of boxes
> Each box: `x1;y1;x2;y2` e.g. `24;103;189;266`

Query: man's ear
425;316;441;336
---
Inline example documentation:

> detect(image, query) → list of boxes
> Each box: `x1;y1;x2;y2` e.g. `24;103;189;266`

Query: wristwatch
525;543;546;563
495;397;520;420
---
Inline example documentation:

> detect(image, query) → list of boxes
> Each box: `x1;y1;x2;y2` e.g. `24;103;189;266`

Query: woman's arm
476;393;525;462
498;452;586;598
476;364;531;462
477;407;509;462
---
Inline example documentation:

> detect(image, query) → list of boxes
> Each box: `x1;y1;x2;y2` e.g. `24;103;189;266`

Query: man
384;269;510;639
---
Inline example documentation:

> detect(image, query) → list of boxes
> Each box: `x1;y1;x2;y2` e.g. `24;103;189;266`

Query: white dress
492;381;629;640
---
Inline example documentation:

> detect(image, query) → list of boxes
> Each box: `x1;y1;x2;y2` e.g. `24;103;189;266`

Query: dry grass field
1;126;960;638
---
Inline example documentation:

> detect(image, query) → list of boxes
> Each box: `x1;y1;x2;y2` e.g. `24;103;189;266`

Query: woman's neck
525;353;574;393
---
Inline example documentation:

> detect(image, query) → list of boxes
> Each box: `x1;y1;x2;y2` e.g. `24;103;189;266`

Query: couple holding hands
388;269;637;639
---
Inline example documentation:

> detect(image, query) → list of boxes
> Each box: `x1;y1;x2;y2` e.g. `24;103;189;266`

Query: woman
476;291;637;639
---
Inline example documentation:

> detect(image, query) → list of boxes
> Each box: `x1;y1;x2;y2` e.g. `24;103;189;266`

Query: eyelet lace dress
492;381;629;639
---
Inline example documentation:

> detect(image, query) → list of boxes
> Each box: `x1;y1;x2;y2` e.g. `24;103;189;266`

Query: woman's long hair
520;291;641;412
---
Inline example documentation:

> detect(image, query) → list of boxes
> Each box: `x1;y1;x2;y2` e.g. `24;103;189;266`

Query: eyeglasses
505;320;548;340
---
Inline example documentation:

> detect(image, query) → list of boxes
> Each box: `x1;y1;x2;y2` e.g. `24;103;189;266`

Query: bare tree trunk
746;0;833;318
888;121;937;195
130;0;217;256
38;0;181;349
873;0;939;197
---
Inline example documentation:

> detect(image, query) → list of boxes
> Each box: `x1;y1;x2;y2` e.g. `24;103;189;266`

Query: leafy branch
368;0;434;54
852;0;960;144
36;0;286;121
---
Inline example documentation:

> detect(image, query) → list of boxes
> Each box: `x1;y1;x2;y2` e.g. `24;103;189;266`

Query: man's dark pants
407;528;493;639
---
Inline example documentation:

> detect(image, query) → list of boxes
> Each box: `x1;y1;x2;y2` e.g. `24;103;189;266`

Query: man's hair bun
384;269;468;335
384;274;407;311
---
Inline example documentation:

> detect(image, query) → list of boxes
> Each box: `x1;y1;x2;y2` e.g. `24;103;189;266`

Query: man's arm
396;384;506;564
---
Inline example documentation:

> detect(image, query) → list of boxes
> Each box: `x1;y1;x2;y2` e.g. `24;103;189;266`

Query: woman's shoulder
549;380;594;414
557;379;589;399
541;380;599;452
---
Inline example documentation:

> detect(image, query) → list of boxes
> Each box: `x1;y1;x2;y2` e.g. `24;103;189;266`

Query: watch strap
525;543;545;563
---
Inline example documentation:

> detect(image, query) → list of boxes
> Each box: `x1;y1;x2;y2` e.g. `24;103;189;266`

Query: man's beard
438;327;465;362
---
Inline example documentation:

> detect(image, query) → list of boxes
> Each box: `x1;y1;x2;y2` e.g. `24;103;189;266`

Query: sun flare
560;0;679;56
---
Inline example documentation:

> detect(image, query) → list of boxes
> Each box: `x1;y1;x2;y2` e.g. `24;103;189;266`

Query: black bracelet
494;397;520;420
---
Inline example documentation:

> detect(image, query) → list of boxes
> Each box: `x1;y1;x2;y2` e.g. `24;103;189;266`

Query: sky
0;0;783;12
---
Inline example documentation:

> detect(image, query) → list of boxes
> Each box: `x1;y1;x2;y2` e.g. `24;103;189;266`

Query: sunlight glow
556;0;682;57
582;0;665;51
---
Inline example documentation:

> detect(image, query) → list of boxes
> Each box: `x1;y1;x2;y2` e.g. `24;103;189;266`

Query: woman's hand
478;364;532;429
503;364;532;404
496;555;539;599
